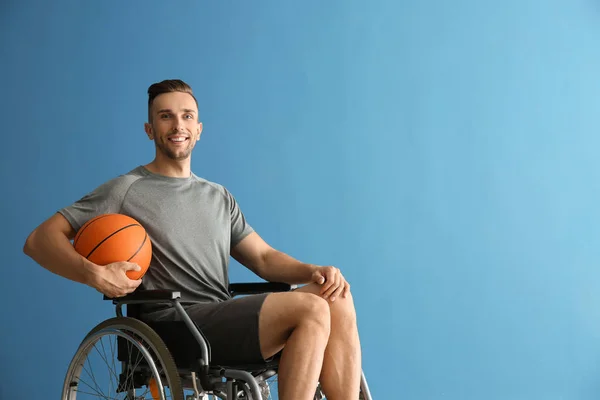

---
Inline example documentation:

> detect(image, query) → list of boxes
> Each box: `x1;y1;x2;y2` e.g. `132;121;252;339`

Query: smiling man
23;79;362;400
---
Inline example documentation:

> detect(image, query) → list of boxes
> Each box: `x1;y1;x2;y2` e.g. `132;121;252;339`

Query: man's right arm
23;212;100;285
23;212;142;297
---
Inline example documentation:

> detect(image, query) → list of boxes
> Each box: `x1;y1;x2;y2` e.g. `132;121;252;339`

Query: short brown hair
147;79;199;122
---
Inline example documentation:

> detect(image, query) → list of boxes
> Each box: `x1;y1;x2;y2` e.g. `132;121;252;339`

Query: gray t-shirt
59;165;254;307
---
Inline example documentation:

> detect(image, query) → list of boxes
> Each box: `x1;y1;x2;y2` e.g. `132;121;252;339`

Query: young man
23;79;361;400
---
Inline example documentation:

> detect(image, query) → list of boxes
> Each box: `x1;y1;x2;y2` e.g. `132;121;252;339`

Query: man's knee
259;292;331;341
259;292;331;359
296;283;357;328
295;292;331;335
330;290;357;328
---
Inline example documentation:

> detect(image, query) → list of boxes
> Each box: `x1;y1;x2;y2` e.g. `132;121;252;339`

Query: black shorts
139;293;270;365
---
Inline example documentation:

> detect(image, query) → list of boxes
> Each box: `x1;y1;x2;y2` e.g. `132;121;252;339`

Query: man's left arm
231;231;350;301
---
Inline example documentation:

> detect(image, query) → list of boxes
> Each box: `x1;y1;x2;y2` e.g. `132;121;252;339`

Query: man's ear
196;122;204;141
144;122;154;140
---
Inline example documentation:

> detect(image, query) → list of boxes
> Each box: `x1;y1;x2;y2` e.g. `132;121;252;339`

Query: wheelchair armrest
103;289;181;303
229;282;296;296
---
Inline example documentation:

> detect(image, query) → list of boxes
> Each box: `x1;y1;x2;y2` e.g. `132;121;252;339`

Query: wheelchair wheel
62;316;184;400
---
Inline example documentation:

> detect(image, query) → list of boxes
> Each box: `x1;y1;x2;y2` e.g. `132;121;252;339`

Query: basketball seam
74;214;112;248
86;224;140;259
127;232;149;263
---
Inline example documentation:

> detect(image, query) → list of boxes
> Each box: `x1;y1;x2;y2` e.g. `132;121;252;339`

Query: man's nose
173;118;186;131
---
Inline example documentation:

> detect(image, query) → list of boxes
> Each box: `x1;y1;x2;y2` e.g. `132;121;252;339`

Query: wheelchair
61;281;373;399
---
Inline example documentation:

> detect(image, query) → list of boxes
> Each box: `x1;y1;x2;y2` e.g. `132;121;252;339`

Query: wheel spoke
93;339;120;386
82;354;105;398
74;375;114;400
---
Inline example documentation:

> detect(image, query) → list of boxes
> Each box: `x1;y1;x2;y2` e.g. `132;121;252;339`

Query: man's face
145;91;202;160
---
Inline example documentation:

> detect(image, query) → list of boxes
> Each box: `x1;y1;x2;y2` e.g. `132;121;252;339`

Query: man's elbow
256;249;279;280
23;228;39;257
249;259;267;280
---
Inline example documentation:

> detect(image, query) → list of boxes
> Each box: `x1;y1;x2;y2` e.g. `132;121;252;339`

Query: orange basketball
73;213;152;280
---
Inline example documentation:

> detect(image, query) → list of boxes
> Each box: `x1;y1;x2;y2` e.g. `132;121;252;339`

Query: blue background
2;1;600;399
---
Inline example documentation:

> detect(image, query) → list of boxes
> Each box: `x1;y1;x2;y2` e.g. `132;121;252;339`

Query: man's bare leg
259;291;331;400
295;283;362;400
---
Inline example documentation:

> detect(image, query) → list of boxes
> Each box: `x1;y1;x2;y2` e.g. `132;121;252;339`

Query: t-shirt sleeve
58;176;135;233
227;189;254;247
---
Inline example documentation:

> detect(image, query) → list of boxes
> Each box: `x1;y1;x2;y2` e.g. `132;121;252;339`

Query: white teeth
170;137;186;142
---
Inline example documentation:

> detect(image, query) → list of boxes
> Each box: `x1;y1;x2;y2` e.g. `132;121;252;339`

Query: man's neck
144;158;191;178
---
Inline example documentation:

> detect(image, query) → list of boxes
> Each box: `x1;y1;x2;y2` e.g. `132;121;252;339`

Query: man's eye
160;114;170;119
185;114;193;119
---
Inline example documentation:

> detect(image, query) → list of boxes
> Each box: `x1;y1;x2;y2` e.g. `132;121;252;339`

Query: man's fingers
342;282;351;298
318;269;329;293
314;272;325;285
129;279;142;291
330;279;345;302
322;271;341;298
320;269;336;296
125;263;141;271
316;266;349;301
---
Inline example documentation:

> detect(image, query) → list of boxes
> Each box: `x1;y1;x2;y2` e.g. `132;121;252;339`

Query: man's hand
311;265;350;302
89;261;143;298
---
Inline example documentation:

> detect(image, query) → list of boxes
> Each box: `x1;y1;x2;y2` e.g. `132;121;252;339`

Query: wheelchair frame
63;282;373;399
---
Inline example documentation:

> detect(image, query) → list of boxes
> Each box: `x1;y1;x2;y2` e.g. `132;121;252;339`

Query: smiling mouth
168;136;189;143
